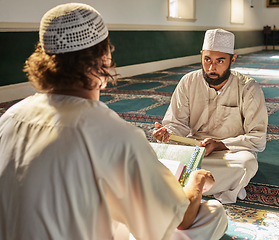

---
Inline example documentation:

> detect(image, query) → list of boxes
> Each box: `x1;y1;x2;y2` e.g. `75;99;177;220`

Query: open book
150;142;205;187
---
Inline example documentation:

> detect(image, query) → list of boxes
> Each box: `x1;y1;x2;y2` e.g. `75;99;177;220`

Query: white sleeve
103;127;190;240
163;76;191;137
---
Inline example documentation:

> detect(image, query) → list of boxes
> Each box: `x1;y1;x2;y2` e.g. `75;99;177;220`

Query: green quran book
150;142;205;187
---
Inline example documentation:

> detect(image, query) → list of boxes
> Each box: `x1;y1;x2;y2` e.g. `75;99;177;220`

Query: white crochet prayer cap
202;29;235;54
39;3;108;54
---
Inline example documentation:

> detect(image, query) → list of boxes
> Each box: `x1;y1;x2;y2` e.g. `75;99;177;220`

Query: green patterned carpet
0;50;279;239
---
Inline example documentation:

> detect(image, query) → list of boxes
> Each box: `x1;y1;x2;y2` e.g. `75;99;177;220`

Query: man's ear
231;54;237;65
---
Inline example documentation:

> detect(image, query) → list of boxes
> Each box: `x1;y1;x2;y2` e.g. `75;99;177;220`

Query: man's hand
152;122;170;143
186;169;215;199
177;169;215;230
200;138;228;156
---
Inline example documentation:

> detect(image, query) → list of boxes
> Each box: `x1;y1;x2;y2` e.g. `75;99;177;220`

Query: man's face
201;50;236;86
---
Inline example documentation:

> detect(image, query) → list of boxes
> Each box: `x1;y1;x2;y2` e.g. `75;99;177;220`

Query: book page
150;142;206;186
158;158;185;180
150;142;204;168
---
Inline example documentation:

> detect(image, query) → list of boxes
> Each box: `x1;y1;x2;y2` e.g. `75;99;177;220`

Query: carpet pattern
0;51;279;239
223;204;279;240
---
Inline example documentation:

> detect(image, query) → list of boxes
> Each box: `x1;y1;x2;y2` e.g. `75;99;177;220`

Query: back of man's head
40;3;108;54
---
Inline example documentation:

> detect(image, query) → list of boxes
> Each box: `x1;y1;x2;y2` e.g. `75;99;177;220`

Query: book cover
169;134;201;146
150;142;205;187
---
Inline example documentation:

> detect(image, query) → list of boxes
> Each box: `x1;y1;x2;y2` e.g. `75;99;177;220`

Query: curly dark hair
24;37;117;91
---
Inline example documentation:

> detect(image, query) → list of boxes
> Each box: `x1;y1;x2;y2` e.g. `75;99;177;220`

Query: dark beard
202;66;231;86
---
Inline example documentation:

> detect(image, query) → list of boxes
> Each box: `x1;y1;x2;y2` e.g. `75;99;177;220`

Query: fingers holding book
201;170;215;193
178;169;215;230
152;122;170;143
186;169;215;195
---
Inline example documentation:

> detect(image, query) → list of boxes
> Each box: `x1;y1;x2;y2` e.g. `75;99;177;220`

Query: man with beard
153;29;268;204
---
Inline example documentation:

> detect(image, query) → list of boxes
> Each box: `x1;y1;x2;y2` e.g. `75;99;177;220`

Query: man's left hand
200;138;228;156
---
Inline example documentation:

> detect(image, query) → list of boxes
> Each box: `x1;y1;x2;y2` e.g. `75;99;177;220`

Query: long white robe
163;69;268;203
0;93;227;240
117;199;228;240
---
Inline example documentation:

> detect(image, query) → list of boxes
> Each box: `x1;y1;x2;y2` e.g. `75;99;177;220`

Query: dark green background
0;30;264;86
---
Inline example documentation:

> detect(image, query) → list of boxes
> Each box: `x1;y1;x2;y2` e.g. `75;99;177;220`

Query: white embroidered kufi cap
40;3;108;54
202;29;235;54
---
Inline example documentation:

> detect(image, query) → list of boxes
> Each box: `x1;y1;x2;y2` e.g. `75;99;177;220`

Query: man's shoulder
231;70;257;86
230;70;263;97
180;69;203;82
185;69;203;77
175;69;204;92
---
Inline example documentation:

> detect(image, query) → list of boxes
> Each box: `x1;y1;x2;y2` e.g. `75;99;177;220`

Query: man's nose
208;62;216;71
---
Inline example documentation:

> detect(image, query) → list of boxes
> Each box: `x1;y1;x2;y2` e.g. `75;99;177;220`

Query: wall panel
0;30;264;86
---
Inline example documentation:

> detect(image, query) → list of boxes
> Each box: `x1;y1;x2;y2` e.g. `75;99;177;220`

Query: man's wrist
216;140;228;151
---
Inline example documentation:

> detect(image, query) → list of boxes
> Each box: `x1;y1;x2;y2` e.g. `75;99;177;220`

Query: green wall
109;30;205;66
0;32;38;86
0;30;264;87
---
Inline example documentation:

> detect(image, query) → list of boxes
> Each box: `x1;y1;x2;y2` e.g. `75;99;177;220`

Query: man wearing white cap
153;29;268;204
0;4;227;240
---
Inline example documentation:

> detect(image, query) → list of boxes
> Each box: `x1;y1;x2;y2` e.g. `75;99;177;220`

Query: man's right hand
178;169;215;230
152;122;170;143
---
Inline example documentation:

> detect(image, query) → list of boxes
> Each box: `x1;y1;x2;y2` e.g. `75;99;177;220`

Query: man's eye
217;60;224;64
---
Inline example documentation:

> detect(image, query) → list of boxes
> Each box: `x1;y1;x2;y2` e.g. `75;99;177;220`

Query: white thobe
163;69;268;203
0;93;227;240
117;199;228;240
